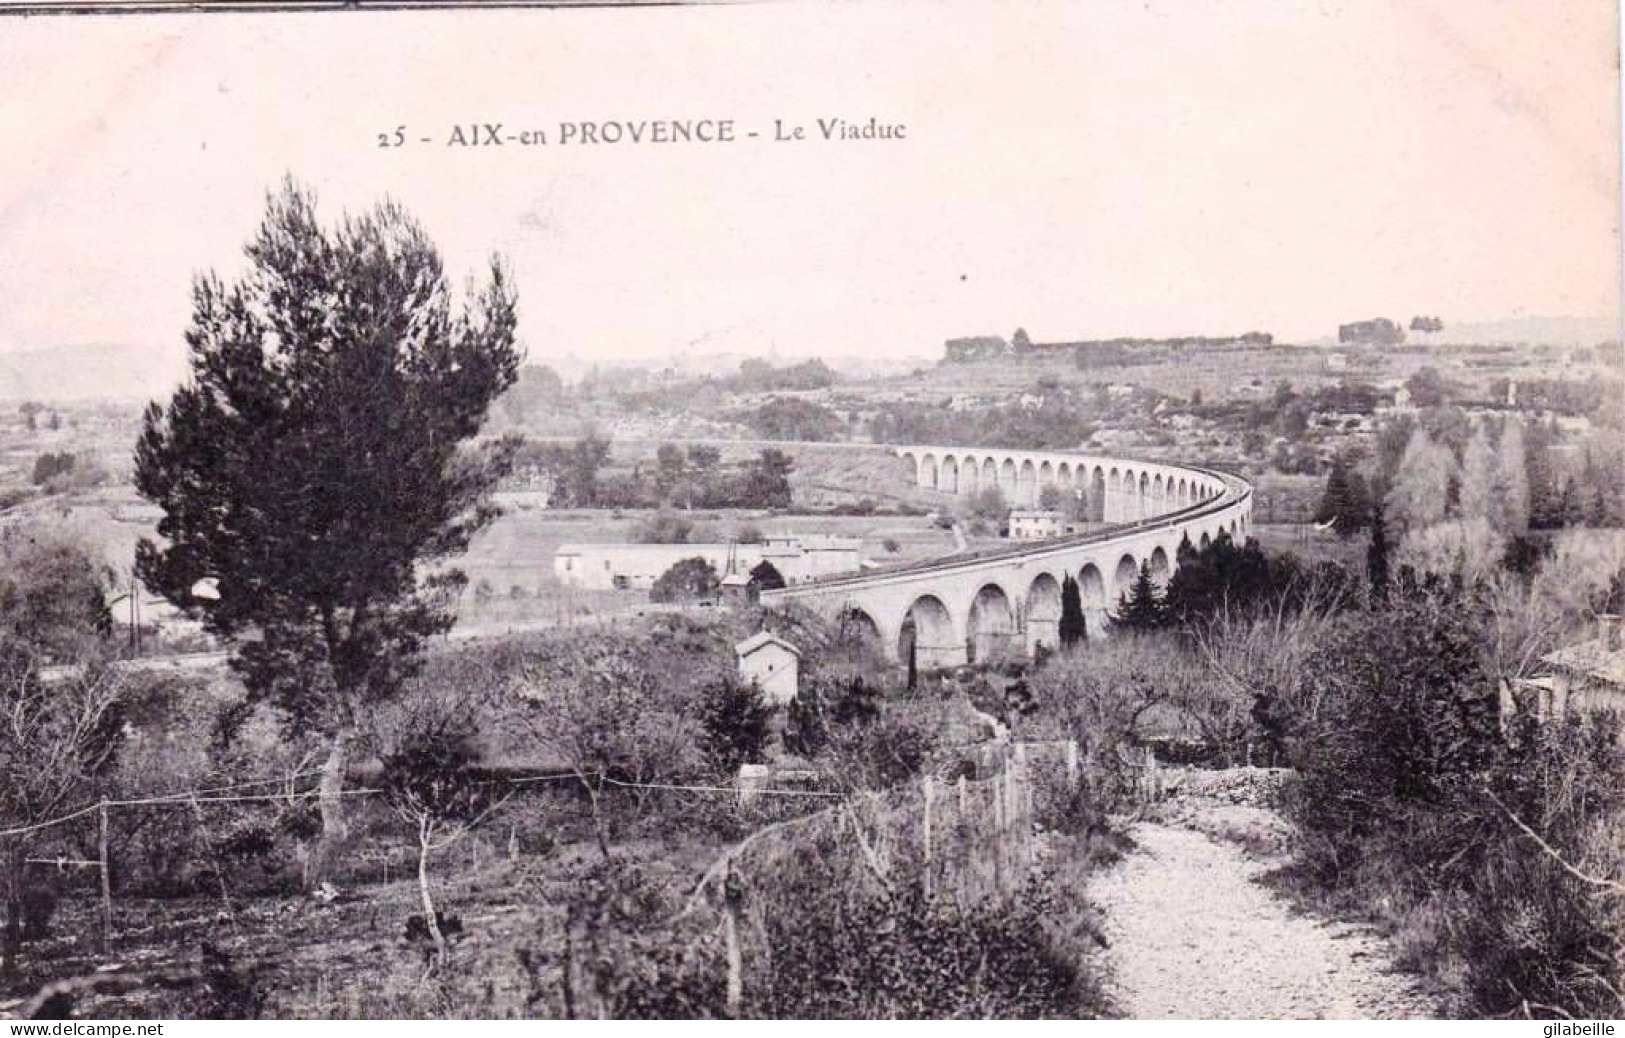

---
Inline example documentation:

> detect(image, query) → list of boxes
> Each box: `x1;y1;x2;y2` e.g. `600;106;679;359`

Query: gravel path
1090;821;1439;1019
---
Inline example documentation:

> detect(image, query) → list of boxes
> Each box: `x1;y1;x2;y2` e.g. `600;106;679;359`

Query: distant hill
1306;315;1620;348
0;344;184;403
1439;315;1620;346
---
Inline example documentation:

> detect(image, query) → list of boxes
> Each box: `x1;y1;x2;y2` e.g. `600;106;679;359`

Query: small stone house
736;631;800;707
1008;509;1065;540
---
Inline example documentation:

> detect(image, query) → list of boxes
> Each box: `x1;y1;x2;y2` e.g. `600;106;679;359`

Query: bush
1282;585;1625;1017
30;451;74;486
700;679;773;772
636;511;696;544
649;557;719;604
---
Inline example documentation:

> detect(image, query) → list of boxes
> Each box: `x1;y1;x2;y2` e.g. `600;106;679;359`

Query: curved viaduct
759;447;1253;668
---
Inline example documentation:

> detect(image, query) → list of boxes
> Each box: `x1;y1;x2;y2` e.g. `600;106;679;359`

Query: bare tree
515;636;709;860
0;660;126;974
375;683;510;969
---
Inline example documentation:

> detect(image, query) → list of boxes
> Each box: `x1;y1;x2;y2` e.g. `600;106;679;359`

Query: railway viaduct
759;446;1253;668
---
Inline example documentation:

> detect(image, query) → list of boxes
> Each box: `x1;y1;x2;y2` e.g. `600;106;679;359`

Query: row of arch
833;514;1252;668
905;451;1218;522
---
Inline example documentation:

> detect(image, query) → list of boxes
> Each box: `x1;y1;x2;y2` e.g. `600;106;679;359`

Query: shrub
649;557;719;604
636;511;696;545
1282;584;1625;1017
700;679;773;772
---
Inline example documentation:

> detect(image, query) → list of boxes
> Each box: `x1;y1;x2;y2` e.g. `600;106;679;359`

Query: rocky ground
1089;767;1441;1020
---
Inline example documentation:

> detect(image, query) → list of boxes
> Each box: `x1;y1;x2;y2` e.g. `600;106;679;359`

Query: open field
4;483;958;643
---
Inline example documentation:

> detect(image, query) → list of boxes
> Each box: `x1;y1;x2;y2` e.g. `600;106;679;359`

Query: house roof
1541;639;1625;688
736;631;801;659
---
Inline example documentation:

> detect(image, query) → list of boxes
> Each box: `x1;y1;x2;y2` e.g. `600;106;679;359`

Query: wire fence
3;731;1133;1018
644;738;1100;1016
0;760;861;959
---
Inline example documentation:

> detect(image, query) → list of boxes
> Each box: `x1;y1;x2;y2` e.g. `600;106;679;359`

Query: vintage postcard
0;0;1620;1025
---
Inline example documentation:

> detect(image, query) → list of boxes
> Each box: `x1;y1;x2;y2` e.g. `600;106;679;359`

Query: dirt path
1090;821;1439;1019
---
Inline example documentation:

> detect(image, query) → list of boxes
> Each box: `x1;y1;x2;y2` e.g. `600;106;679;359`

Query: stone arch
1057;461;1072;490
1077;563;1107;608
1024;571;1063;654
1148;546;1171;587
1018;460;1039;507
835;605;882;646
967;583;1018;664
899;594;956;669
1091;467;1107;522
999;458;1018;500
1138;472;1150;511
898;451;919;486
1077;562;1108;638
961;455;980;496
1177;478;1188;509
1113;553;1139;600
940;456;959;494
921;453;939;490
1152;474;1165;514
748;560;786;594
1039;460;1056;493
981;457;998;497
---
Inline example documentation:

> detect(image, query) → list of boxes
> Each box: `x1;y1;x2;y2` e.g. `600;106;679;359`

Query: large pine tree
1111;561;1168;632
1314;455;1371;538
134;181;521;878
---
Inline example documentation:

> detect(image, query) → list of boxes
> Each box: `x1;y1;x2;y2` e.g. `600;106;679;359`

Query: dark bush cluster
1283;588;1625;1018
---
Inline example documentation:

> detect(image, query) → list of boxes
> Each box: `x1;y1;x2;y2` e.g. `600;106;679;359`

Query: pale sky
0;0;1619;371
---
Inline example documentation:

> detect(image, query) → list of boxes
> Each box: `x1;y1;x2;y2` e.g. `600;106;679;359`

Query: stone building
1511;615;1625;741
554;534;861;592
736;631;800;707
1007;509;1066;540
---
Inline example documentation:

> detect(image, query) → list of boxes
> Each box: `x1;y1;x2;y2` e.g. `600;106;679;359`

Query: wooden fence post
922;775;935;896
97;800;112;954
921;775;934;863
992;771;1006;894
723;862;744;1018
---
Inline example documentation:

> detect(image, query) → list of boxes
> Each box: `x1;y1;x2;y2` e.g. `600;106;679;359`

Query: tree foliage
0;533;124;973
1457;425;1495;524
1284;583;1625;1017
1385;426;1455;536
132;180;520;867
0;532;113;666
1110;561;1167;632
1313;455;1370;537
700;678;773;771
1058;575;1087;647
650;557;721;604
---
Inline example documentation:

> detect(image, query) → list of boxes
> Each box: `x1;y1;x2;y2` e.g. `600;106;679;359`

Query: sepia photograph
0;0;1621;1025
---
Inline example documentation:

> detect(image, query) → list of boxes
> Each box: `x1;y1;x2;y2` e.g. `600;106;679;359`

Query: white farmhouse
736;631;801;707
1007;509;1066;540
